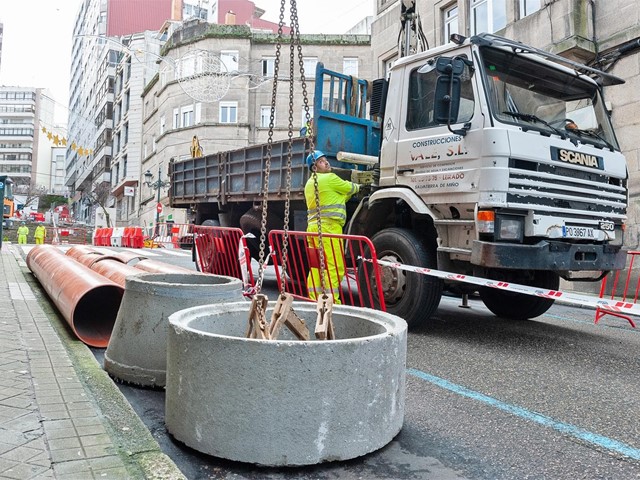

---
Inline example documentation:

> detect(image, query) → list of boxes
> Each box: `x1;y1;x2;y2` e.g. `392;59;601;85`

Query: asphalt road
79;247;640;479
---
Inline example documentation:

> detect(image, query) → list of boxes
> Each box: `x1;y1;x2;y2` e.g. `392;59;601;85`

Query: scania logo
550;146;603;170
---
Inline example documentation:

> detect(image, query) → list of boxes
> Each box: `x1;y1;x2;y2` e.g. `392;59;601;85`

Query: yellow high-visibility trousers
306;222;345;304
18;235;27;244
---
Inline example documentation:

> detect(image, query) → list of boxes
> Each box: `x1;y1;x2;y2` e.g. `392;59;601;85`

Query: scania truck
170;33;627;328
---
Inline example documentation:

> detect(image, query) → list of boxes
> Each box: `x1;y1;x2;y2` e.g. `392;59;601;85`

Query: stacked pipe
26;245;197;347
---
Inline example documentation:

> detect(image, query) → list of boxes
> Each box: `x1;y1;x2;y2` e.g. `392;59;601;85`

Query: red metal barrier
49;226;90;245
193;225;253;290
268;230;386;310
595;250;639;328
152;223;194;249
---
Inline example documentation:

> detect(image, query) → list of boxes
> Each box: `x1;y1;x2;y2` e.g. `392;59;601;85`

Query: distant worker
17;222;29;245
34;223;46;245
304;150;360;303
300;118;314;138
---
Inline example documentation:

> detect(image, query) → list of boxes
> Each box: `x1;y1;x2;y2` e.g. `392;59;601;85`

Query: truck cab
353;33;627;325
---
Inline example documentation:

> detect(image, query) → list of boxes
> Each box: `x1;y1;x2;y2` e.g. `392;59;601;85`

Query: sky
0;0;373;124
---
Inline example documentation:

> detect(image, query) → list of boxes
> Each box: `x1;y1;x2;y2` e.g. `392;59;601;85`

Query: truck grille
507;158;627;220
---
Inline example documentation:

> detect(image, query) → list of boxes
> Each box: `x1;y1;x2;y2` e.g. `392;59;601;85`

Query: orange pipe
113;250;149;264
26;245;124;348
66;245;102;260
135;259;195;274
75;253;124;268
90;259;144;287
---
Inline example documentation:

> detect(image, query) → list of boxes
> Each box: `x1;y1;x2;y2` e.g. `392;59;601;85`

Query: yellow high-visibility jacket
305;173;359;231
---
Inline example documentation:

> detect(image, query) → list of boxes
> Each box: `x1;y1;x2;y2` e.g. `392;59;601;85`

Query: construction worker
305;150;360;303
34;223;46;245
300;118;313;137
17;222;29;245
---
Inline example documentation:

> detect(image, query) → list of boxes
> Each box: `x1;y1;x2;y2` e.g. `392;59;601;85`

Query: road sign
157;202;163;214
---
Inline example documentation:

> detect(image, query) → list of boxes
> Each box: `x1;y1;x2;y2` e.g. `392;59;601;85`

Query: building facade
139;21;372;227
0;87;54;193
110;31;164;225
370;0;640;247
66;0;179;224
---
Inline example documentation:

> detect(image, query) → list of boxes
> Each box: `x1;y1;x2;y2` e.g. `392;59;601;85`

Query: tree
14;184;47;213
83;182;113;227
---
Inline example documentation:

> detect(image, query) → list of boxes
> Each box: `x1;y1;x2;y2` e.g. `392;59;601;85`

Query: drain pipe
27;245;124;347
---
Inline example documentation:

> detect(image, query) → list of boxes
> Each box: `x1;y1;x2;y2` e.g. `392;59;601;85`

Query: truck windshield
479;46;619;151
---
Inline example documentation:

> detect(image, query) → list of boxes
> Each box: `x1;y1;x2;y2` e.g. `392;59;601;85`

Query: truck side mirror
434;57;464;125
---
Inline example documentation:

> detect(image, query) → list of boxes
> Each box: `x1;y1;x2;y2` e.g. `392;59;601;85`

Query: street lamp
144;166;170;235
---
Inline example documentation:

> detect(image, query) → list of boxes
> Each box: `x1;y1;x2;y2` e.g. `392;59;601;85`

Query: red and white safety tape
360;257;640;319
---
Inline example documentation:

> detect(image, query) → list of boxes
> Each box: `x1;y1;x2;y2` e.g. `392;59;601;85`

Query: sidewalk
0;243;185;480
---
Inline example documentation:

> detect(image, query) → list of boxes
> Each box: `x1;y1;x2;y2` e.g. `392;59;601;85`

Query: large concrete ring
166;301;407;466
104;273;243;387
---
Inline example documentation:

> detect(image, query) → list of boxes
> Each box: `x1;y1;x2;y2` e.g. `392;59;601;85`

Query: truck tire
479;270;559;320
363;228;442;328
240;208;282;264
201;219;220;227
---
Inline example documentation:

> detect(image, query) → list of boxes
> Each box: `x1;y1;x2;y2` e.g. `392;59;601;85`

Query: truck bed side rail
313;62;381;159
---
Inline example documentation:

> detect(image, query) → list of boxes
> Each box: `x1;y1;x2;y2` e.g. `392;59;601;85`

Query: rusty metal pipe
26;245;123;348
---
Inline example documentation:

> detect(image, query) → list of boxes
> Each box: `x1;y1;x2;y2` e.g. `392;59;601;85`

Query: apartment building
110;31;164;225
371;0;640;246
66;0;179;224
139;21;372;226
0;87;54;193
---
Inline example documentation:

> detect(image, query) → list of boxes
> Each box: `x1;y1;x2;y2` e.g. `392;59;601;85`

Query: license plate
562;226;595;239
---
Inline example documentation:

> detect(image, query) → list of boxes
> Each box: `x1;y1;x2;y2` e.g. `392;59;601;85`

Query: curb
16;245;186;479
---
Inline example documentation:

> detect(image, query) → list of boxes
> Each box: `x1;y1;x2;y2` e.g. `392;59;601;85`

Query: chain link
290;0;326;295
255;0;326;296
255;0;286;294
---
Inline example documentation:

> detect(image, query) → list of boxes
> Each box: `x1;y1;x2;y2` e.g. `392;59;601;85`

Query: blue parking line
407;368;640;461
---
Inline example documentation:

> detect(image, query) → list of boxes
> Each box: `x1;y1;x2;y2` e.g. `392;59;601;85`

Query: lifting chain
248;0;326;340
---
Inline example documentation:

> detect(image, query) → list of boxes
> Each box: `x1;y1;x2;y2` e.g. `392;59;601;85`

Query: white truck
171;32;627;328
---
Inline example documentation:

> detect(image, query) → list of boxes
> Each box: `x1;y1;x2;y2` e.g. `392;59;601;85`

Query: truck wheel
479;271;559;320
363;228;442;328
240;208;282;264
201;219;220;227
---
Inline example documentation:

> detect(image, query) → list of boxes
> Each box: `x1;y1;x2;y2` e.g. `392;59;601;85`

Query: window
260;106;273;128
303;57;318;77
519;0;541;18
405;58;475;130
262;57;275;77
384;57;396;80
173;108;179;129
219;102;238;123
343;57;359;76
470;0;506;35
220;51;239;73
443;4;459;42
182;105;194;127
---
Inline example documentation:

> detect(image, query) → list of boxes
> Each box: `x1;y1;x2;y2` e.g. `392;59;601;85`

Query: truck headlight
495;215;524;242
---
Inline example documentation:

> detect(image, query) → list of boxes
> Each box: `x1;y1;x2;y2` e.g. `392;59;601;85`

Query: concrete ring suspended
166;301;407;466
